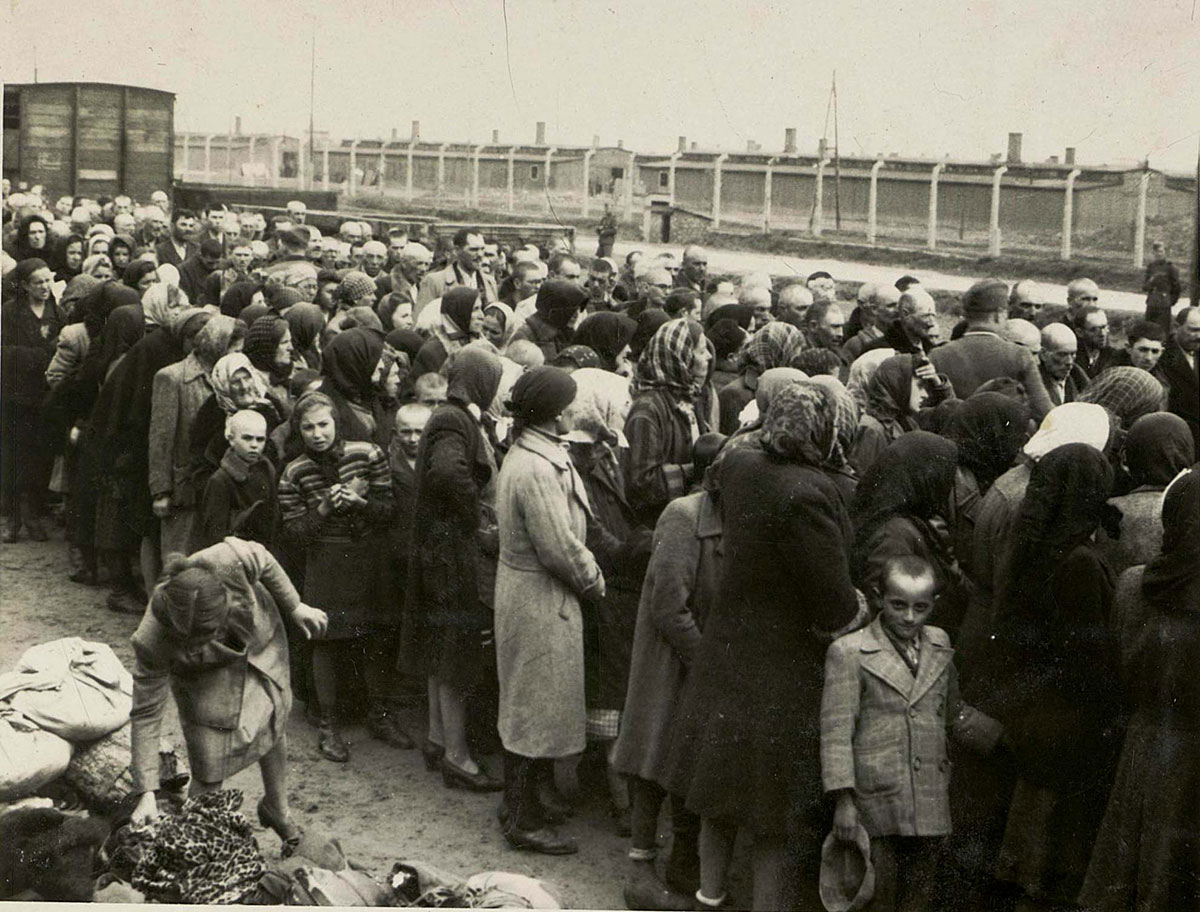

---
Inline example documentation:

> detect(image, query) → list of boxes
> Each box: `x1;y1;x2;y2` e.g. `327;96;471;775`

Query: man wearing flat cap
929;278;1054;419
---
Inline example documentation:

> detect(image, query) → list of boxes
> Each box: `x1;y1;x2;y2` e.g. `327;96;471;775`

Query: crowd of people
2;183;1198;912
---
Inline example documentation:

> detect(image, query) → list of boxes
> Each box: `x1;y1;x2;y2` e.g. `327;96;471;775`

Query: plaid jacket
821;616;958;837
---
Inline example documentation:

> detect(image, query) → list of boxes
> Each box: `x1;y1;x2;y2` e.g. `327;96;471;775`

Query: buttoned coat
494;429;604;759
416;263;498;309
929;331;1053;420
821;616;958;837
611;490;722;786
148;353;213;506
129;538;301;790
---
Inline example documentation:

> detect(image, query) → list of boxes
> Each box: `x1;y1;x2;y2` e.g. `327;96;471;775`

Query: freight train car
3;82;174;203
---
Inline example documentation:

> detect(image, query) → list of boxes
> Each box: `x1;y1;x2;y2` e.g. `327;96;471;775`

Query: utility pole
832;71;842;231
308;21;316;191
1192;135;1199;305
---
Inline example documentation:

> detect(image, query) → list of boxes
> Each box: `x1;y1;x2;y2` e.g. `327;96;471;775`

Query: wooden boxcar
3;82;174;203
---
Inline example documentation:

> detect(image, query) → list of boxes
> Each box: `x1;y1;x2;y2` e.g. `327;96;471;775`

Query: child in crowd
820;554;1000;911
198;409;277;549
383;403;432;645
413;372;448;409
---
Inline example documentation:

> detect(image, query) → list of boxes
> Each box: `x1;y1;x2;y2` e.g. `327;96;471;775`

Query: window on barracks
530;164;540;181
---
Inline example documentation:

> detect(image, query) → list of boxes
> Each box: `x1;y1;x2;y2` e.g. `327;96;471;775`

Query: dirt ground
0;528;701;910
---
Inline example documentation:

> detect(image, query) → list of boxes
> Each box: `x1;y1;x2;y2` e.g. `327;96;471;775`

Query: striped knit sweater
278;440;393;546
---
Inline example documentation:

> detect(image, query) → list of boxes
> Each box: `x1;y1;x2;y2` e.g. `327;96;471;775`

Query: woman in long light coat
494;366;605;856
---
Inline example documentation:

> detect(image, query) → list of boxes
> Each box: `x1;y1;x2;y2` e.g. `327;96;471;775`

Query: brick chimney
592;134;600;149
234;116;242;136
677;136;687;152
617;139;624;149
784;128;797;154
1007;132;1023;164
410;120;420;142
536;121;546;144
1065;147;1076;165
492;129;500;144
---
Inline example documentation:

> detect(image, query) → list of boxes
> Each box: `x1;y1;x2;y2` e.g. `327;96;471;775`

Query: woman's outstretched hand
292;604;328;639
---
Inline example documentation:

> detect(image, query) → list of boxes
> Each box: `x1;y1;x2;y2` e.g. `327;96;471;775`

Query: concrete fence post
406;142;416;200
182;134;190;179
988;165;1008;257
1133;168;1150;268
867;159;884;244
712;153;728;228
927;161;945;250
246;136;256;186
507;147;517;212
323;139;331;192
436;143;448;202
1061;168;1081;260
544;147;557;214
379;147;387;196
762;157;778;233
667;151;682;206
472;145;484;208
813;158;830;238
204;134;213;183
582;149;595;218
349;139;360;197
624;151;636;223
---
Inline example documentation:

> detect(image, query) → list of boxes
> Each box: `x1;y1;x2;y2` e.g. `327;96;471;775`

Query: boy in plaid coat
820;554;1000;911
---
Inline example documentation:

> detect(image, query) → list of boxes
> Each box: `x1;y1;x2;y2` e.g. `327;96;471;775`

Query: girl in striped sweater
279;390;402;762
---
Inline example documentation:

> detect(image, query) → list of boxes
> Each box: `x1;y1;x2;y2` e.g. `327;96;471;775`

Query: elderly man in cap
150;189;171;215
286;200;308;225
930;278;1053;418
843;284;901;361
774;282;813;330
360;240;388;280
417;227;497;310
1038;322;1088;406
382;242;433;312
861;286;939;357
1003;318;1041;355
1065;277;1101;328
339;220;364;246
741;284;774;331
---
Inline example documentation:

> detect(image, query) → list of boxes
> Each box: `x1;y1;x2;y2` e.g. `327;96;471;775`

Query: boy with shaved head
197;410;277;548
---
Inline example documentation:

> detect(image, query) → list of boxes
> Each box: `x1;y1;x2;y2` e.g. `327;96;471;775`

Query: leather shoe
318;724;350;763
538;784;575;820
422;740;445;771
496;799;568;828
257;797;304;857
366;706;415;749
623;877;694;911
441;758;503;792
503;825;578;855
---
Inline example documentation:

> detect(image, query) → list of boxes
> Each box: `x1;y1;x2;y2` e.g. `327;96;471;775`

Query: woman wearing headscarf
944;391;1032;562
803;374;861;504
53;235;85;283
243;315;295;414
91;308;214;614
481;301;517;352
80;253;113;282
1096;412;1195;574
666;383;865;911
278;391;396;763
850;431;968;622
141;281;190;332
148;315;241;558
413;287;485;377
1080;469;1200;912
988;444;1121;909
845;346;897;412
108;234;135;273
402;346;506;792
56;273;103;325
123;260;159;297
1;258;64;542
9;214;52;262
509;278;587;363
186;352;284;501
572;311;638;376
494;367;605;855
219;281;265;319
559;367;645;834
624;318;718;527
849;352;955;476
284;302;326;372
1077;365;1167;431
717;322;805;434
628;308;670;363
126;540;327;855
312;327;386;448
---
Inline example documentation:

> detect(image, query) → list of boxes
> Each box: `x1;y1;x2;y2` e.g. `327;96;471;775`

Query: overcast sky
3;0;1197;171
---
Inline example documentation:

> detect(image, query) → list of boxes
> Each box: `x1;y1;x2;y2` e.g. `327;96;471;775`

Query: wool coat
129;538;300;790
930;331;1053;420
494;429;604;759
1158;340;1200;454
1096;488;1167;576
416;263;498;309
821;617;959;837
666;446;860;837
624;388;703;527
611;489;722;786
44;322;90;389
148;353;214;554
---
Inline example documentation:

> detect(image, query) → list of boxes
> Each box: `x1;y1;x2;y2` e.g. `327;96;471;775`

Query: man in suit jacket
930;279;1054;419
1038;322;1089;406
1158;306;1200;454
154;209;200;267
416;227;497;312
